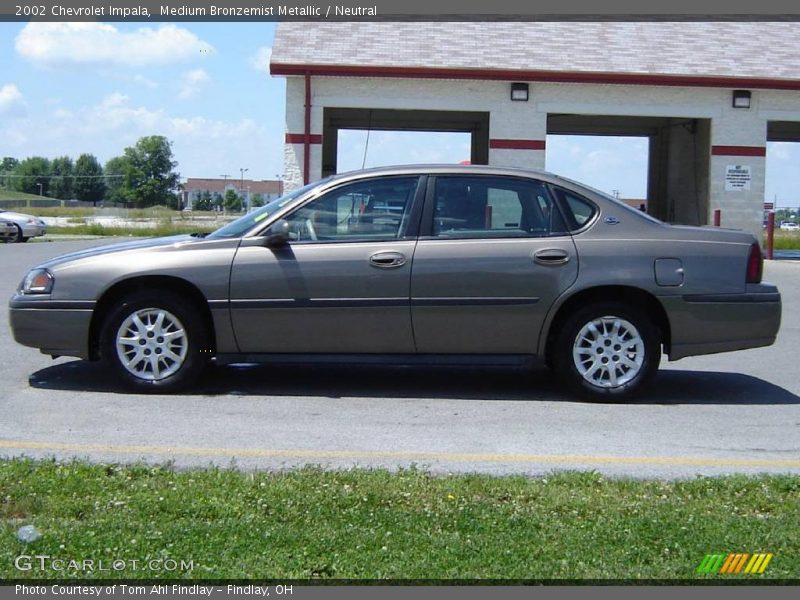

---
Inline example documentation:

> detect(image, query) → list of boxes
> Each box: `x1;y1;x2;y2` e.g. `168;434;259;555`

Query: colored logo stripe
696;554;725;574
697;553;773;574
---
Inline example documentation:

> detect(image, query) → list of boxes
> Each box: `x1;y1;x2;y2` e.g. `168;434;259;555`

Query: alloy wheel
115;308;188;381
572;316;645;388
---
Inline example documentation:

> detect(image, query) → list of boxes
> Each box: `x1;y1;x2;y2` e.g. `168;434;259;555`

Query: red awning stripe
711;145;766;157
285;133;323;144
489;139;546;150
271;63;800;91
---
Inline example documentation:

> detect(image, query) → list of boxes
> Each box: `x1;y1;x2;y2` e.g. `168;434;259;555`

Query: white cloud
250;46;272;72
15;23;214;68
0;93;274;179
132;74;159;89
546;135;648;198
0;83;26;117
177;69;210;100
768;142;792;162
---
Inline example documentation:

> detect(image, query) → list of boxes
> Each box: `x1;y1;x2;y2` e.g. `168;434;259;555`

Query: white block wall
282;76;800;237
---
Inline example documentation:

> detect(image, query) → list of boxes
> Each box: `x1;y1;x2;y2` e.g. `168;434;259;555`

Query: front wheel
100;291;211;393
553;302;661;401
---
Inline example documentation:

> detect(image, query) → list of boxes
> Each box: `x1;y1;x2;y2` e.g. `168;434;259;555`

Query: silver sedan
0;209;47;242
8;165;782;400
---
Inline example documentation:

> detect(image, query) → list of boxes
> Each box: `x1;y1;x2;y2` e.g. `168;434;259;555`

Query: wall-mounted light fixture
510;82;529;102
732;90;752;109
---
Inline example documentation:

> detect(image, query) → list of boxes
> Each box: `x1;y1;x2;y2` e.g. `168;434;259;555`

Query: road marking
1;439;799;468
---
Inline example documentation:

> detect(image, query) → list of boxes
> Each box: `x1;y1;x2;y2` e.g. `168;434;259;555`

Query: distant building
271;21;800;238
621;199;648;212
181;178;284;210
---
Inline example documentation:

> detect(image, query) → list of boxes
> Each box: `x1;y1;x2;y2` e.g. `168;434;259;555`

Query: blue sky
1;21;798;206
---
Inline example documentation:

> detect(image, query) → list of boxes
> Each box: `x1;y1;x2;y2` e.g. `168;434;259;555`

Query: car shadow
28;359;800;405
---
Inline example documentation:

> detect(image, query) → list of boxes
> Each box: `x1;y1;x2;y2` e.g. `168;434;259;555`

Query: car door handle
369;251;407;269
533;248;571;266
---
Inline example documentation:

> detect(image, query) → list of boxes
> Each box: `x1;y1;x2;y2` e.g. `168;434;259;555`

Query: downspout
303;71;311;185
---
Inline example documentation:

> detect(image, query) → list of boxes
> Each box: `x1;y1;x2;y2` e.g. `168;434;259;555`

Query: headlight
21;268;54;294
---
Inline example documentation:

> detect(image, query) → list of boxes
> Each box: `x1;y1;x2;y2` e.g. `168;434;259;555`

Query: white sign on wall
725;165;752;191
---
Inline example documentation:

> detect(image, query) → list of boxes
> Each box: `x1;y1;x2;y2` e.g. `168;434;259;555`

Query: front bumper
9;296;94;359
662;283;782;360
21;224;47;238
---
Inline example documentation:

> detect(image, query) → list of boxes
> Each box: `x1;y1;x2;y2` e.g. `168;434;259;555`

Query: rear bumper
9;297;94;359
663;284;782;360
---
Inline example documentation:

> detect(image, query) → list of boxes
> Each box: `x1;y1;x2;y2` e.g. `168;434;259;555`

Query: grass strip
1;459;798;580
43;225;217;238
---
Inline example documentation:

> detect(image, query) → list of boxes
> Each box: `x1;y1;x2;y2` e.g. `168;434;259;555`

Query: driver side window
286;177;419;243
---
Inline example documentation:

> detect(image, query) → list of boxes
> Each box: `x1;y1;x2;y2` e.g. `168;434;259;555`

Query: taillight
746;242;763;284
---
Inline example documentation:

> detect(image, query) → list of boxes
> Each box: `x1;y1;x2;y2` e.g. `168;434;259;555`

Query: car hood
35;234;202;269
0;211;45;224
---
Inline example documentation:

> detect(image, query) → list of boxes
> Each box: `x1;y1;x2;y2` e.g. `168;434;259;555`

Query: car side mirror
263;219;290;246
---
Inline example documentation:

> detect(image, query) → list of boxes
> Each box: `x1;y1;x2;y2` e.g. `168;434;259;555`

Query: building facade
271;22;800;237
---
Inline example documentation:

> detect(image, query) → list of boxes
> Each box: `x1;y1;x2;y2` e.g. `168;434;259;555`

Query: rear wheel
100;291;211;393
553;302;660;401
9;225;22;243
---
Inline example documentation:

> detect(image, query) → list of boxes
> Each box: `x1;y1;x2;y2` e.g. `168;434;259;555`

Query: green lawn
1;459;797;581
0;190;50;202
44;224;217;237
772;231;800;250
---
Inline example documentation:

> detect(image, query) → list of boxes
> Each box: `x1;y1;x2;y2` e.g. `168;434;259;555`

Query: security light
732;90;751;109
510;83;529;102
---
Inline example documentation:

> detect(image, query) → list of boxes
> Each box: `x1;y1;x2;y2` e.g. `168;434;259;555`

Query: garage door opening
323;108;489;178
766;122;800;226
545;135;649;210
337;130;472;173
547;114;711;225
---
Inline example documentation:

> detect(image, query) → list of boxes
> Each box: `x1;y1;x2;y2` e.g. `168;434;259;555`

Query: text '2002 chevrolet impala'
9;166;781;400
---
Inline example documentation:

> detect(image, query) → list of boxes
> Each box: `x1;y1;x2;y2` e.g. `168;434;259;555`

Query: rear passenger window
552;187;598;232
432;176;564;238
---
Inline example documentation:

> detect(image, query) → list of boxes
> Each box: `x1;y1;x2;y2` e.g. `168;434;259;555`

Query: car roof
330;164;565;185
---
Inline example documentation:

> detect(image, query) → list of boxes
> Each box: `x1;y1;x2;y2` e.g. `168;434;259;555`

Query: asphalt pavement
1;238;799;479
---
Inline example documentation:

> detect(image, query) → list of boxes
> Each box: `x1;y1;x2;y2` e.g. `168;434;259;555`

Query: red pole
303;71;311;185
713;209;721;227
766;211;775;260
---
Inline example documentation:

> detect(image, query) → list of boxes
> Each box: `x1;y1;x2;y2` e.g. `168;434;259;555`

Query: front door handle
369;251;407;269
533;248;571;266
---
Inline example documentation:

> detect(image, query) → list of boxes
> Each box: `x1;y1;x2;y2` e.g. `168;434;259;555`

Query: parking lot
1;239;799;478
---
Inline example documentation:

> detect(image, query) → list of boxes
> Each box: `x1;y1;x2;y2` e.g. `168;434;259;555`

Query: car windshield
205;180;324;240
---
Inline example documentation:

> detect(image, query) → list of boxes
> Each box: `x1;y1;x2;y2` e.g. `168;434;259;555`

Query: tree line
0;135;181;209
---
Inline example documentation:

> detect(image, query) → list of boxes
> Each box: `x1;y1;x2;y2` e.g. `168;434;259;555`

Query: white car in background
780;221;799;231
0;209;47;242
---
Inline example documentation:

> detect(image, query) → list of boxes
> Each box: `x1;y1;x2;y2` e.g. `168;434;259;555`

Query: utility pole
240;167;249;211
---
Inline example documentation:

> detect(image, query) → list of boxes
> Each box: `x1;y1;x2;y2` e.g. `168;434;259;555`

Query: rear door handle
369;251;407;269
533;248;571;266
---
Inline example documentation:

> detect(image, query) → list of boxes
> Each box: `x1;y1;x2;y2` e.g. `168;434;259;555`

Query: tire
100;290;211;393
10;225;22;243
552;302;661;401
20;236;30;242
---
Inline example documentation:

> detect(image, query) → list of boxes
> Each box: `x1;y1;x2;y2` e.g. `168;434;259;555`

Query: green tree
0;157;19;188
103;156;128;206
194;190;213;211
223;188;242;212
118;136;180;208
73;154;106;205
49;155;74;199
251;192;265;208
11;157;51;195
